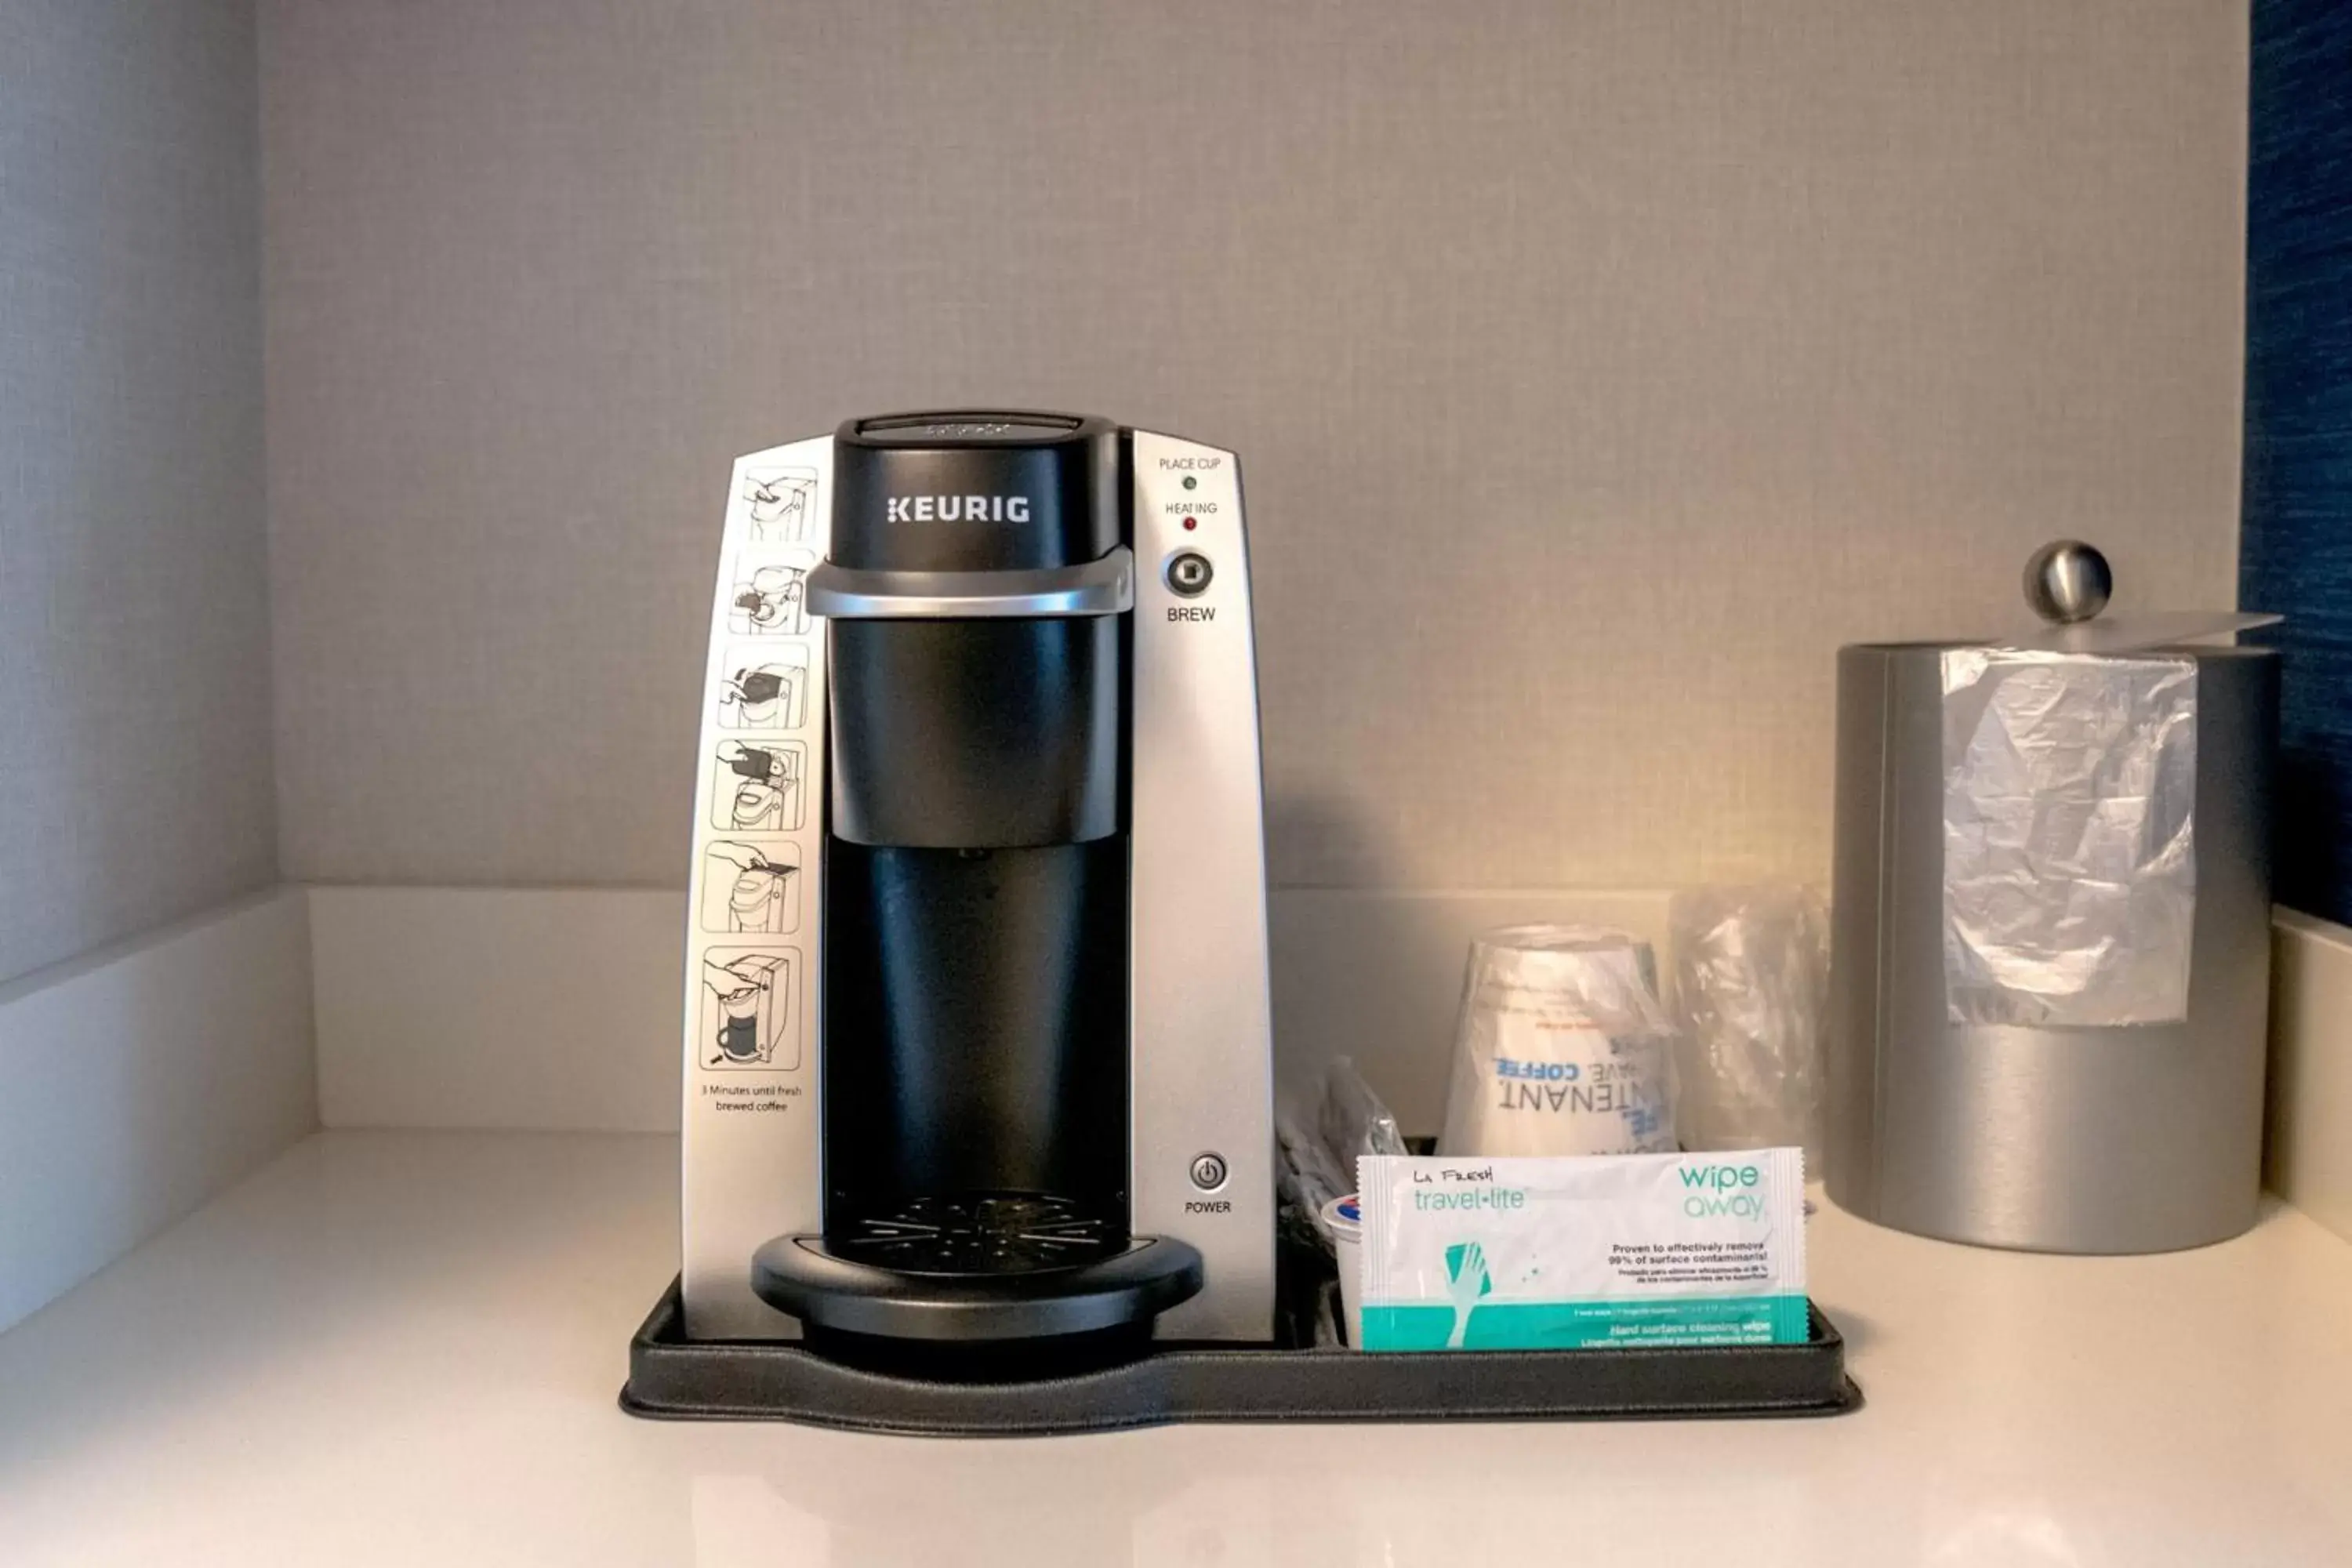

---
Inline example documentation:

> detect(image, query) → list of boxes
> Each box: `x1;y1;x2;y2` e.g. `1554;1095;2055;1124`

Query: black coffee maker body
678;412;1275;1348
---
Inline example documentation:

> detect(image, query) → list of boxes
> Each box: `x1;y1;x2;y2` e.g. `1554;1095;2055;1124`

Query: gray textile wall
0;0;275;983
260;0;2249;892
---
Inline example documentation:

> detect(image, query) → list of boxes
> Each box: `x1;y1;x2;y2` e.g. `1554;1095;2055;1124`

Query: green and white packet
1355;1149;1808;1352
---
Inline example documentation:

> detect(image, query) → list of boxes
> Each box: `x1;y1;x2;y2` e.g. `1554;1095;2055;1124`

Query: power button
1165;552;1214;597
1189;1152;1229;1192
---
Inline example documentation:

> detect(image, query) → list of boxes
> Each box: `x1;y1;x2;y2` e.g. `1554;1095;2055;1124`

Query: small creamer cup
1321;1193;1363;1349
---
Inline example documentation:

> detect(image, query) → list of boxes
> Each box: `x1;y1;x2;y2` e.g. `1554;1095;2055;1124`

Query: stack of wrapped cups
1439;924;1679;1158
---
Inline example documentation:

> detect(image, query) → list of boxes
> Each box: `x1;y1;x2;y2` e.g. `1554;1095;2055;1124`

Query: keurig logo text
884;495;1033;524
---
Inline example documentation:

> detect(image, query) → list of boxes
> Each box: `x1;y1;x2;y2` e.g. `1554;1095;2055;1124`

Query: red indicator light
1182;517;1197;530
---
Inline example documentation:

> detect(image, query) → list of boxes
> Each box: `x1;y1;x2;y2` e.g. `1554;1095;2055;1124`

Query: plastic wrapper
1356;1150;1809;1350
1316;1054;1406;1168
1438;925;1676;1158
1276;1056;1406;1257
1940;649;2198;1027
1668;885;1828;1160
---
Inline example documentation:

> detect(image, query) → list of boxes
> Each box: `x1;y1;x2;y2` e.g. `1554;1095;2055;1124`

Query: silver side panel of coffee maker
680;435;832;1339
1824;642;2278;1254
1129;429;1276;1340
681;426;1275;1341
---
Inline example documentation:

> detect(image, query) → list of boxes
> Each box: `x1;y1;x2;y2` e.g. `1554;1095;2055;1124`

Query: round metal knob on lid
2024;539;2113;625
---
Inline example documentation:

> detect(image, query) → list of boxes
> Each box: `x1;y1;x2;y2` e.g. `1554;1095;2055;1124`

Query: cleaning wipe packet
1355;1149;1807;1351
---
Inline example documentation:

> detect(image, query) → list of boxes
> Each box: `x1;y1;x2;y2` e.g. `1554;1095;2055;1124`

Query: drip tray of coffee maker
623;1240;1862;1434
750;1193;1206;1343
829;1193;1135;1275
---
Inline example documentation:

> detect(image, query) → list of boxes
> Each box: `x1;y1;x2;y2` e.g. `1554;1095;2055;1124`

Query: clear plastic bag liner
1438;925;1677;1157
1940;650;2198;1027
1668;886;1828;1160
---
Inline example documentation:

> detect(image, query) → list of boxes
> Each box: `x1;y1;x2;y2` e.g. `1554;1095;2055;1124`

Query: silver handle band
804;546;1134;620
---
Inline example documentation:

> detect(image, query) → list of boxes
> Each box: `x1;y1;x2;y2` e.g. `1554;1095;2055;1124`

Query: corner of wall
0;887;318;1336
2267;909;2352;1246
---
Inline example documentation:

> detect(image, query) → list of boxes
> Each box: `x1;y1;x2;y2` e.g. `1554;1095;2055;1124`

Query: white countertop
3;1131;2350;1566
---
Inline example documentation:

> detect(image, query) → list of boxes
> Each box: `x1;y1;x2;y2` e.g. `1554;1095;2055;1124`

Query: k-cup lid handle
805;546;1134;620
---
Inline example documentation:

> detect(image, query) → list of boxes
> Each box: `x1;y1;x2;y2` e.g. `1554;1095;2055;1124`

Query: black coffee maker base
621;1277;1862;1435
751;1225;1204;1342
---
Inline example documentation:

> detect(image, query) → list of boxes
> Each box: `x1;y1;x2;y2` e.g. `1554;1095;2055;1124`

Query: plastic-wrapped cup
1438;924;1678;1157
1320;1193;1363;1348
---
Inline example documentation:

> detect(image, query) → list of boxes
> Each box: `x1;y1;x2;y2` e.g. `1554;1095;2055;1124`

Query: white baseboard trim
305;883;1675;1137
9;885;2328;1339
308;885;684;1134
2269;909;2352;1247
0;887;317;1335
299;884;2352;1240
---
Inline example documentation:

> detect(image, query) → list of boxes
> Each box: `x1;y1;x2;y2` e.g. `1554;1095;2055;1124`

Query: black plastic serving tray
619;1279;1862;1435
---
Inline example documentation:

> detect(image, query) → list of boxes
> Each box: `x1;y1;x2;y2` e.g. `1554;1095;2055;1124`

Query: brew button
1167;552;1214;597
1189;1152;1229;1192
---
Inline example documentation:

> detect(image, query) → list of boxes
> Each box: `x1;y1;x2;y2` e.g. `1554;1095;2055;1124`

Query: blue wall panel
2245;0;2352;924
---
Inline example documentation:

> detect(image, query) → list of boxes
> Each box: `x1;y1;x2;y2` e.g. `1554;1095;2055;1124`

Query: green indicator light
1182;476;1198;490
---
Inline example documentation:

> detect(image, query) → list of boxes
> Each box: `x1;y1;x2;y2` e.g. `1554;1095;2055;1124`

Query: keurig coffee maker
678;412;1275;1350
